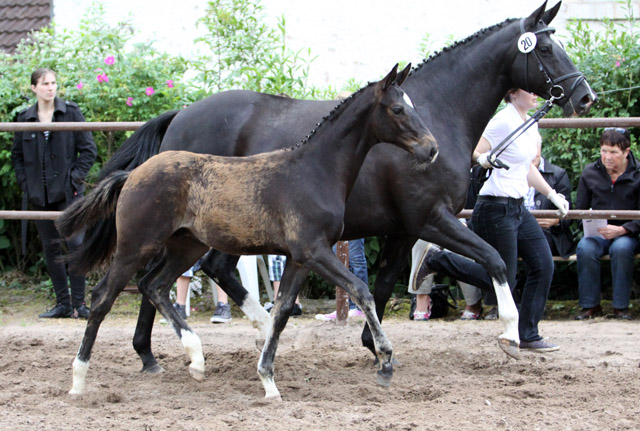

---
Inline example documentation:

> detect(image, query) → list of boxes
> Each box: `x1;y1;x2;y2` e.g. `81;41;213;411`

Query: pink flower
166;80;174;88
145;87;155;96
126;97;133;107
96;73;109;83
616;60;621;67
76;81;83;90
104;56;115;65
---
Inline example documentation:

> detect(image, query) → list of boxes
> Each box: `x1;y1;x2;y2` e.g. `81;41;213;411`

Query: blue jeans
576;235;638;310
333;239;368;310
429;198;553;342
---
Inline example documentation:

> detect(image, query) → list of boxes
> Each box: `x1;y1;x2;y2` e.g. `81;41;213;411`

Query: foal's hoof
498;338;521;360
264;393;283;402
373;356;402;369
255;337;266;351
140;364;164;374
375;362;393;387
189;366;205;381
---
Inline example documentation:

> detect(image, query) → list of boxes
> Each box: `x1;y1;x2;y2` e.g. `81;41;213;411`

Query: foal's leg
70;259;141;395
139;240;209;381
257;263;309;400
304;248;394;387
200;251;271;343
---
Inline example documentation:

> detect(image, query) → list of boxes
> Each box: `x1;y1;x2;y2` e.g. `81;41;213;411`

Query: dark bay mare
95;1;596;371
57;65;438;399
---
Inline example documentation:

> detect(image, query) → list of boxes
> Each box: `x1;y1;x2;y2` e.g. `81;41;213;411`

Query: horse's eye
392;106;404;115
539;45;551;54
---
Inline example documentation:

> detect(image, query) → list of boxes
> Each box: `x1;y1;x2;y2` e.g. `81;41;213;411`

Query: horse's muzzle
413;134;439;165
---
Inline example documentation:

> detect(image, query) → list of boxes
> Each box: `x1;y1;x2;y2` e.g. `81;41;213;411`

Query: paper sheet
583;218;607;238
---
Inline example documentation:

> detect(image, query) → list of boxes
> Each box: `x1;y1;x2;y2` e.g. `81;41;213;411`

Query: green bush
0;0;322;274
541;0;640;195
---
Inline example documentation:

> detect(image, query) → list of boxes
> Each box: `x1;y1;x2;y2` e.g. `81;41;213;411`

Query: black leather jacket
11;97;97;206
533;159;575;258
576;151;640;236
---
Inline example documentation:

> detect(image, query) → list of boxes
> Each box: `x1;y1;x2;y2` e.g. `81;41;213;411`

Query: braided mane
411;18;518;75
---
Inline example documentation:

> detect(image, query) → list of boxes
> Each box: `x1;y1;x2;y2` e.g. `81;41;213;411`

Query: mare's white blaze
491;278;520;343
402;91;415;109
69;356;89;395
239;293;272;340
180;329;205;379
549;33;564;51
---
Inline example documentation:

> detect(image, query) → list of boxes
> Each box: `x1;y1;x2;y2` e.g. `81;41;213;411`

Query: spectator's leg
576;236;607;309
608;235;639;310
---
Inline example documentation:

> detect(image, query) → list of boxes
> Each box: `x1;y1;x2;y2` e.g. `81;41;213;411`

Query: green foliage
193;0;318;98
541;1;640;195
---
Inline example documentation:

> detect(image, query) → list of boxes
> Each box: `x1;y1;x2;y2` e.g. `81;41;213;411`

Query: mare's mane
411;18;517;75
285;80;377;152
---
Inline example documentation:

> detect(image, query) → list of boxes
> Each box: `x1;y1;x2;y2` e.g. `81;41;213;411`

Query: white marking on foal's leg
180;329;205;381
69;356;89;395
258;373;282;401
239;294;272;344
491;278;521;360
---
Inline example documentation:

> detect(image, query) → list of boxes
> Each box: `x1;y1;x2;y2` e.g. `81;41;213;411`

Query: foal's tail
56;171;130;274
99;109;178;180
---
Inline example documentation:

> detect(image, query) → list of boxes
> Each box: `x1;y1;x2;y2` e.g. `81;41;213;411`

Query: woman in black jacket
11;68;97;318
574;128;640;320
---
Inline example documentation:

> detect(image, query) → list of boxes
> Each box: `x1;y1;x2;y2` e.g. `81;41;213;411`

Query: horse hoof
68;388;83;396
498;338;521;360
373;356;402;369
264;393;283;402
376;371;393;388
189;366;205;381
140;364;164;374
255;337;266;351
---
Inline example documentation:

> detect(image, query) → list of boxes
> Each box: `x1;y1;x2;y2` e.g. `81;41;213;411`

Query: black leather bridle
519;19;587;103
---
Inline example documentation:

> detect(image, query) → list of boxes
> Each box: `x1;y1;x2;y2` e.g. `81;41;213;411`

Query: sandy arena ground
0;312;638;431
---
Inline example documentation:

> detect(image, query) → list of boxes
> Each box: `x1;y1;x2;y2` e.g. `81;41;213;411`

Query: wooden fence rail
1;117;640;133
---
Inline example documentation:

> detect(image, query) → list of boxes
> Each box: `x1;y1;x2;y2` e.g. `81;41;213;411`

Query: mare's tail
99;109;178;180
56;171;130;274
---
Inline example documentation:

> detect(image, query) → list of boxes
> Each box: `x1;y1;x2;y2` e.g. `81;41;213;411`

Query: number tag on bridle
518;32;537;53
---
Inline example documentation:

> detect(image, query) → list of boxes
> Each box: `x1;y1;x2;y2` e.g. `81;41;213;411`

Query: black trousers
32;200;86;307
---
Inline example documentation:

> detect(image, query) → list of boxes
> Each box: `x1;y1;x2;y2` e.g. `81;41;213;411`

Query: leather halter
519;18;587;103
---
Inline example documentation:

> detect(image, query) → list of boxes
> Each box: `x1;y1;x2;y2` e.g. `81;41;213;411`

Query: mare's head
508;1;596;116
370;64;438;165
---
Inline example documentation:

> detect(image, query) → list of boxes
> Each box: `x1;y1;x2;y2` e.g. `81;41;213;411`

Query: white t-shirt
479;103;541;199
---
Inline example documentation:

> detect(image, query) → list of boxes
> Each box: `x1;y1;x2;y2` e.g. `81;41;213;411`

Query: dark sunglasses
604;127;628;135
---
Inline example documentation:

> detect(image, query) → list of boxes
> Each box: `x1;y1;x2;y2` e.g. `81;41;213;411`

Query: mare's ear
395;63;412;87
524;1;548;29
382;63;399;91
542;1;561;24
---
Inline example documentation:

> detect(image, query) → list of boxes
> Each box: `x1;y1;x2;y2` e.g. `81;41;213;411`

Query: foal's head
371;64;438;165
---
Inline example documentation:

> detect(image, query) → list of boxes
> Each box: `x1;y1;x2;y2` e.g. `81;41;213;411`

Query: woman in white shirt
422;89;568;352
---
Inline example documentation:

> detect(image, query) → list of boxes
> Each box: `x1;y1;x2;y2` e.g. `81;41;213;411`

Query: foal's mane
285;80;377;152
411;18;518;75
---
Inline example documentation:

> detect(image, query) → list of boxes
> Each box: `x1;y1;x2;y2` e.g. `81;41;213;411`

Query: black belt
477;195;524;205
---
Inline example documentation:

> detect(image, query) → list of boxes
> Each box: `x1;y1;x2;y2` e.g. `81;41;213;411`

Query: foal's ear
395;63;412;87
382;63;399;91
542;1;561;24
524;1;548;29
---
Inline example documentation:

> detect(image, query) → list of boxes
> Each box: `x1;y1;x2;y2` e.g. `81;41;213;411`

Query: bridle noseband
519;18;587;103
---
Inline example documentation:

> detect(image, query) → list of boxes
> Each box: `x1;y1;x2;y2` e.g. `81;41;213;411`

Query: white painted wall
52;0;639;90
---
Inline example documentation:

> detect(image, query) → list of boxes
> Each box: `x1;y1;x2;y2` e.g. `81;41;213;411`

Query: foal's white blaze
402;91;415;109
69;356;89;395
180;329;205;380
